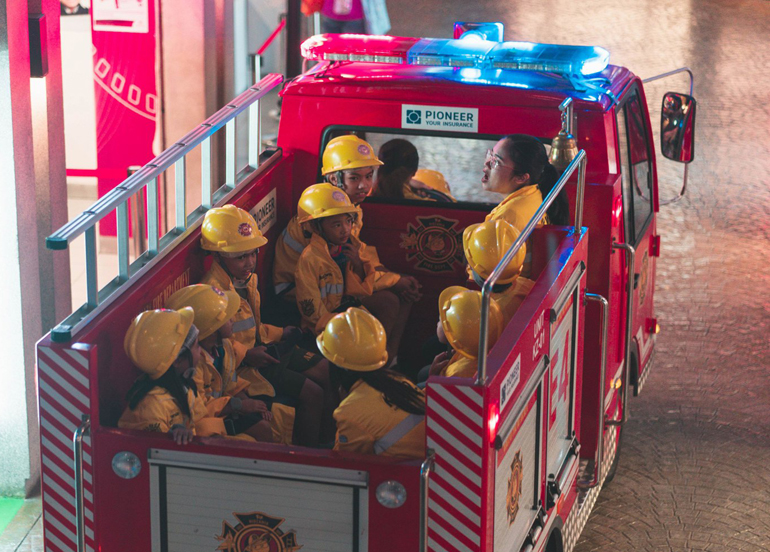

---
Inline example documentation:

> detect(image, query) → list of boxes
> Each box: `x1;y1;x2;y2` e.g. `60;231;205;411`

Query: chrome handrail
476;149;588;385
579;293;609;488
642;67;695;205
611;242;635;425
45;74;284;342
73;415;91;552
642;66;693;96
419;450;436;552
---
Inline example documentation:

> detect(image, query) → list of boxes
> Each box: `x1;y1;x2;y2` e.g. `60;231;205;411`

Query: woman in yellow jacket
480;134;570;278
463;219;536;324
426;287;504;381
317;308;425;459
199;205;334;447
482;134;569;228
118;307;227;444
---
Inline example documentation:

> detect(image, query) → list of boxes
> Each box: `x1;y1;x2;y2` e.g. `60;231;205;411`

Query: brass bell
549;128;578;173
549;103;578;173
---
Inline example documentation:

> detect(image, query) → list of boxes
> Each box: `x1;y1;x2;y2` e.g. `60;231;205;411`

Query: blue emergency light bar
301;23;610;78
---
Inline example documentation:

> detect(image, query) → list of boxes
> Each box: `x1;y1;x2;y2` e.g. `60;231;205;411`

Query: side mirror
660;92;696;163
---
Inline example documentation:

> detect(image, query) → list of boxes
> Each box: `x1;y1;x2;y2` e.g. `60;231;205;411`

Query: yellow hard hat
439;287;504;360
200;205;267;253
297;183;359;224
413;169;453;197
463;220;526;285
321;135;383;175
316;307;388;371
124;307;195;379
165;284;240;340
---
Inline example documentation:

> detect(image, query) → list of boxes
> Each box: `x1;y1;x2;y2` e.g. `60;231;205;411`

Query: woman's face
482;139;527;195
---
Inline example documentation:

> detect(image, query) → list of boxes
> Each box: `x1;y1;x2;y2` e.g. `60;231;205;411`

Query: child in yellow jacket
295;183;415;365
118;308;226;444
427;287;505;381
199;205;335;447
463;219;536;324
165;284;281;443
317;308;426;459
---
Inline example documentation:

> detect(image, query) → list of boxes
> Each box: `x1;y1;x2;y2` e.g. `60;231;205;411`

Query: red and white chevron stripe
37;344;96;552
426;383;485;552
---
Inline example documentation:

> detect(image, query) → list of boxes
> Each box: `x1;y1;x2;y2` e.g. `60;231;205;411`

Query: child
294;183;376;334
199;205;335;447
427;286;504;380
118;307;226;444
272;135;421;305
316;308;425;459
166;284;288;443
463;219;536;323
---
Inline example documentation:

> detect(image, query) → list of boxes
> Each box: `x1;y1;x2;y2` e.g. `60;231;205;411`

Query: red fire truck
37;23;695;552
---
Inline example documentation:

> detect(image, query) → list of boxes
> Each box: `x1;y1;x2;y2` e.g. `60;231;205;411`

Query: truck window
616;90;653;244
324;129;528;205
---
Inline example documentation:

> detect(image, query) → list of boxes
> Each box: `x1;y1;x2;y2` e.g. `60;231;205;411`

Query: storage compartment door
149;450;368;552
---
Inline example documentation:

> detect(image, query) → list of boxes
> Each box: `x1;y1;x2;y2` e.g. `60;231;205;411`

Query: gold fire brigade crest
506;451;523;525
399;215;464;273
217;512;302;552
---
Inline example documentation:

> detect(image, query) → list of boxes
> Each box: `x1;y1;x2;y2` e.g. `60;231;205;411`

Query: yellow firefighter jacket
118;385;226;437
486;184;548;229
440;352;478;379
334;378;425;459
477;185;548;281
493;276;536;324
274;209;400;298
201;260;283;361
197;341;295;444
295;232;376;335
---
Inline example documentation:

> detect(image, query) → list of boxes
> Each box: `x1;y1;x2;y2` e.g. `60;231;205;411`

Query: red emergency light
301;33;419;64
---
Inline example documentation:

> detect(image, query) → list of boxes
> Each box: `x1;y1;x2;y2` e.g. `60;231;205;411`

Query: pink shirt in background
321;0;364;20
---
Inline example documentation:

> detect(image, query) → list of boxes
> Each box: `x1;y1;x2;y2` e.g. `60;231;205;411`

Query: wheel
545;529;564;552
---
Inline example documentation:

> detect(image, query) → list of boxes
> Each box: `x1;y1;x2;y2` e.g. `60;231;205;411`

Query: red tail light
488;403;499;444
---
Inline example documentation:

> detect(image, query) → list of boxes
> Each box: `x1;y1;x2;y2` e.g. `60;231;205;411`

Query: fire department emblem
238;223;253;237
399;215;464;273
639;251;649;304
217;512;302;552
506;451;523;525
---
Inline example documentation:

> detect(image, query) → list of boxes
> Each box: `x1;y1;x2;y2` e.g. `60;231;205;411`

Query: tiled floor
0;499;42;552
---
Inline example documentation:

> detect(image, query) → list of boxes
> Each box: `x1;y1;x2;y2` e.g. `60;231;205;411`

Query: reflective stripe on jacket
333;378;425;458
273;209;364;298
118;385;225;437
295;232;375;334
201;260;283;361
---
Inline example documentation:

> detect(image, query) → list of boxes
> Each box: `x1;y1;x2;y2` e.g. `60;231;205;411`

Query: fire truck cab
36;24;695;552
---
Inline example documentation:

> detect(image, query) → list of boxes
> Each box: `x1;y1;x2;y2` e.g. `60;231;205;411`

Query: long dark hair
340;368;425;415
373;139;419;199
500;134;570;225
126;355;195;418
